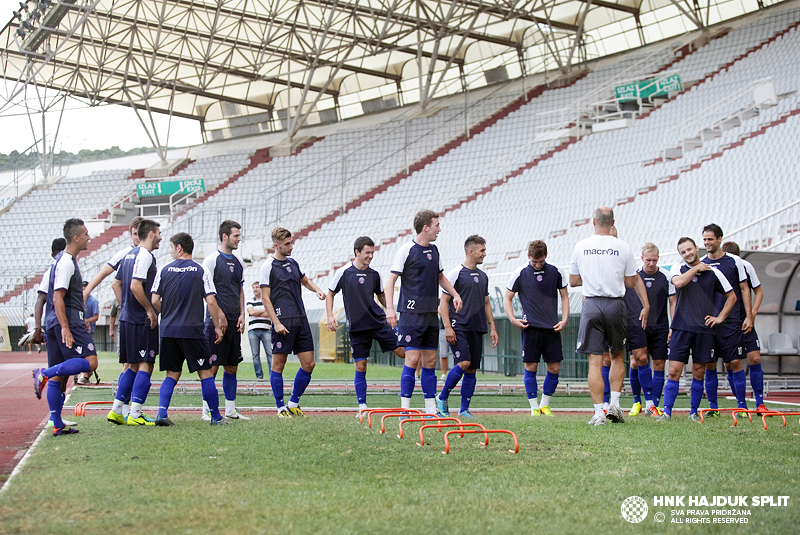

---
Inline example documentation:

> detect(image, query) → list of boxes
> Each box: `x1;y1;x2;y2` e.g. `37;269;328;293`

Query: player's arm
632;276;650;330
439;293;456;344
739;280;754;333
85;308;99;332
503;290;527;329
83;264;115;302
485;295;498;348
438;272;462;313
568;274;582;287
109;307;117;339
384;272;399;328
32;292;47;344
151;293;161;313
751;285;763;317
706;290;736;328
111;278;122;305
205;295;224;344
667;294;677;343
237;286;246;333
261;286;288;335
300;275;326;300
671;263;711;288
554;286;569;332
53;288;73;348
131;279;158;329
325;290;338;331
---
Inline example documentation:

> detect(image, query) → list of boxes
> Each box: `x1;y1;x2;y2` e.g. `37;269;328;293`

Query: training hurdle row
359;408;518;455
698;407;800;430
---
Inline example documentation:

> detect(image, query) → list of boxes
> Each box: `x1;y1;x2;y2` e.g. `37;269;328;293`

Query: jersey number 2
406;300;415;309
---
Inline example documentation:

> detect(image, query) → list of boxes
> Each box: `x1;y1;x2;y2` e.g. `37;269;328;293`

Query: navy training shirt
624;267;675;331
45;251;85;330
203;250;244;321
506;261;567;330
259;256;307;319
443;264;489;333
115;246;157;324
701;253;747;324
390;240;443;314
328;263;387;332
152;259;216;339
669;263;733;334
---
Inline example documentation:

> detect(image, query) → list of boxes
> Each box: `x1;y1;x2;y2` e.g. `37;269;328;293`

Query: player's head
129;216;144;247
413;209;440;241
271;227;293;257
677;236;698;264
353;236;375;266
722;241;741;256
169;232;194;259
702;223;723;253
137;219;162;250
64;218;90;251
527;240;547;270
219;220;242;250
464;235;486;264
252;281;261;298
593;207;614;230
51;237;66;258
641;242;659;274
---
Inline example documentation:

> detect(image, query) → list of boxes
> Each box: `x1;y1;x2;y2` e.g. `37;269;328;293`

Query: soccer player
701;224;752;413
384;210;462;415
32;219;99;436
437;235;498;418
151;232;227;426
504;240;568;416
260;227;326;418
722;241;766;413
624;243;675;417
569;208;648;425
247;281;272;379
326;236;405;416
106;219;161;426
657;237;736;422
202;220;249;421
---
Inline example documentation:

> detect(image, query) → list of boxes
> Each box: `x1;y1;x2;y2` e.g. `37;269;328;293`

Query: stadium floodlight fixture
18;1;29;12
39;0;52;10
12;9;23;20
15;27;26;39
30;9;41;22
21;19;33;31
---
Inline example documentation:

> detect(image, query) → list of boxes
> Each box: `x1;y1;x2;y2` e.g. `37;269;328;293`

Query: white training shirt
569;234;637;298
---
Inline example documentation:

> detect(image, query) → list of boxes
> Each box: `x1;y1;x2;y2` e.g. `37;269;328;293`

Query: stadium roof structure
0;0;789;160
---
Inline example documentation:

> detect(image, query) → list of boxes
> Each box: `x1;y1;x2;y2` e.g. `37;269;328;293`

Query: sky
0;0;203;154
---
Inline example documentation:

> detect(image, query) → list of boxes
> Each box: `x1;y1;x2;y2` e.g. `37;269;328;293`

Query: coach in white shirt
569;207;649;426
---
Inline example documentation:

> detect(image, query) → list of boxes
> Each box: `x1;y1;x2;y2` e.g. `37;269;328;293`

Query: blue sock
524;369;538;400
400;365;416;399
421;367;436;399
222;372;237;401
460;373;476;413
705;368;718;409
637;363;653;403
44;358;90;378
663;379;680;415
131;371;151;405
734;370;747;408
543;371;559;397
290;368;312;404
158;376;177;418
270;370;285;408
354;370;367;405
200;376;222;421
440;366;464;401
602;365;610;404
652;370;665;406
47;380;64;429
727;370;736;396
750;363;764;406
116;368;136;403
690;378;704;414
630;367;641;404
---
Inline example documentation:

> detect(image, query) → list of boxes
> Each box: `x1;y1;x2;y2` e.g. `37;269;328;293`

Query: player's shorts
576;297;627;355
349;323;398;361
118;321;159;364
449;329;484;369
626;325;669;361
668;329;716;364
521;327;563;363
45;323;97;368
397;312;438;350
205;319;243;367
741;328;761;355
160;337;213;374
714;323;744;363
271;316;314;356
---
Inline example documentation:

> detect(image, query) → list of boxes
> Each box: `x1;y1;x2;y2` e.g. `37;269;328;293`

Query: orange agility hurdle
698;407;752;423
396;416;462;438
74;401;112;417
760;411;800;430
362;408;422;427
417;423;488;446
442;429;519;455
731;409;763;426
377;412;432;433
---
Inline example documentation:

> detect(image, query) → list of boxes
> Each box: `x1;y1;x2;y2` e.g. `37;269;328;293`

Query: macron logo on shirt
583;249;620;256
168;266;198;273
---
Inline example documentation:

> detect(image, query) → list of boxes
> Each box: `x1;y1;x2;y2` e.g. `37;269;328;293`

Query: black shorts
449;329;483;369
668;329;716;364
350;323;398;361
626;325;668;361
714;323;744;363
205;320;243;367
46;323;97;367
160;337;213;374
576;297;627;355
397;312;438;350
119;321;159;364
521;327;563;363
741;328;761;355
272;317;314;356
